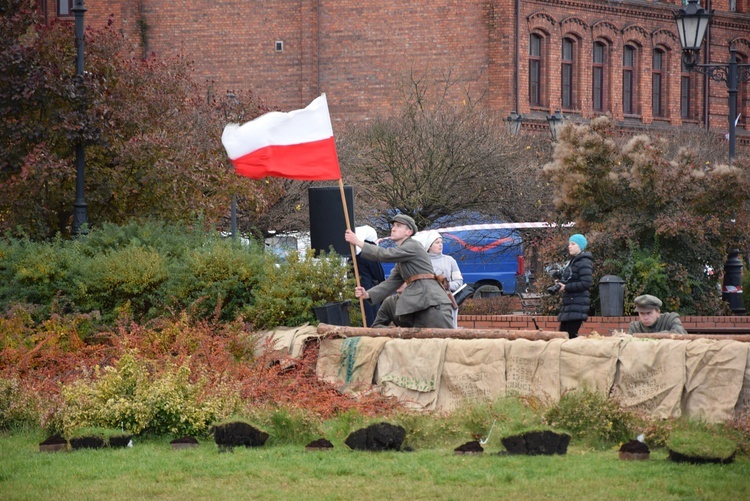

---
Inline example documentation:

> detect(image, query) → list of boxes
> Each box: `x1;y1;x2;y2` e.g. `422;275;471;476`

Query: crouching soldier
628;294;687;334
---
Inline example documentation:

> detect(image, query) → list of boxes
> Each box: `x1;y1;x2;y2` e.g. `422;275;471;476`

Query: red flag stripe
230;137;340;181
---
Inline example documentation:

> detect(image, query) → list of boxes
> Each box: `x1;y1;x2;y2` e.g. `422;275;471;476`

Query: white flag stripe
436;222;574;232
221;94;334;160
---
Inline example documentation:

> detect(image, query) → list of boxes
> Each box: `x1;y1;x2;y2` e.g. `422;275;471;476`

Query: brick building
42;1;749;142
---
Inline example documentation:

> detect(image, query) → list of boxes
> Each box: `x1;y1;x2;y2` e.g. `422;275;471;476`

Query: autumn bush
0;4;286;240
459;295;516;315
0;306;401;438
58;352;237;437
0;378;41;431
540;116;750;315
544;388;639;447
242;248;357;329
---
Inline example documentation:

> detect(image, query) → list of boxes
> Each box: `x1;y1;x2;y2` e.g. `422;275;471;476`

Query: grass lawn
1;431;749;500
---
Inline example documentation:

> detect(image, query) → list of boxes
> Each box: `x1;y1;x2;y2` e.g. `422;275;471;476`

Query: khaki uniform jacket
360;237;453;316
627;312;688;334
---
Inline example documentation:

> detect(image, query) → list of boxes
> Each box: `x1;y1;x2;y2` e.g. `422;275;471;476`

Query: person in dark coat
556;233;593;338
354;225;386;327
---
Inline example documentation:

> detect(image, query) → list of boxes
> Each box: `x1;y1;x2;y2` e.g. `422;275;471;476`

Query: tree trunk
632;333;750;342
316;323;567;341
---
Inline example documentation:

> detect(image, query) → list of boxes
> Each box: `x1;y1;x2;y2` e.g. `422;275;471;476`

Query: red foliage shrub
0;311;401;428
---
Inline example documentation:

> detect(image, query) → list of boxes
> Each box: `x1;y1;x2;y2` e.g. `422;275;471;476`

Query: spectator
556;233;593;339
627;294;687;334
422;230;463;328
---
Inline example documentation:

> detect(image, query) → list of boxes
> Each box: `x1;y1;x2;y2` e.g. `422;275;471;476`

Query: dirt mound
213;422;269;449
668;449;735;464
109;434;133;448
345;422;406;451
501;430;570;455
620;440;650;454
39;435;67;446
305;438;334;450
454;440;483;455
70;436;106;450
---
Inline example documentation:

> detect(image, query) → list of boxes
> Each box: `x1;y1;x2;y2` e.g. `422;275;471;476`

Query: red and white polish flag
221;94;341;180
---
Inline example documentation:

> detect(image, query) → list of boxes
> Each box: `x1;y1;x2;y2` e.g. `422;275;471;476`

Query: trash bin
313;300;352;326
722;249;746;315
599;275;625;317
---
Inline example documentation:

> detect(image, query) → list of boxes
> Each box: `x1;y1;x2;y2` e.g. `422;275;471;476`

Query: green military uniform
360;236;453;329
628;312;687;334
627;294;688;334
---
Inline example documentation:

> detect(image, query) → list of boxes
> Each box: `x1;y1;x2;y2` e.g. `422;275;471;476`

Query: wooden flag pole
338;178;368;327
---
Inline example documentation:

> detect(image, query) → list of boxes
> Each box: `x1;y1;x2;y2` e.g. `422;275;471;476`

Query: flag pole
338;178;367;327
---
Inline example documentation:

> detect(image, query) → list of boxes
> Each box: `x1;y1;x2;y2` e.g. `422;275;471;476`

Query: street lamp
546;109;565;140
71;0;88;235
674;0;750;162
505;111;523;135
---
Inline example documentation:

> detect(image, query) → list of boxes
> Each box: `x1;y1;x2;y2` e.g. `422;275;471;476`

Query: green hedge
0;221;355;329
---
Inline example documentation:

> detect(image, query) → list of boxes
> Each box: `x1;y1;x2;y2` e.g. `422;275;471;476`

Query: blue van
379;223;526;294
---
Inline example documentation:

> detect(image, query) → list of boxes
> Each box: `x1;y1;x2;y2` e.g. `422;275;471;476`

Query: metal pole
71;0;88;235
727;49;738;162
230;195;237;239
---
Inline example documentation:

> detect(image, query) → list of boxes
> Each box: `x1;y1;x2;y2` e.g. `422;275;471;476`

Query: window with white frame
592;41;608;112
529;34;544;107
623;45;637;115
561;37;576;109
652;48;666;117
59;0;73;17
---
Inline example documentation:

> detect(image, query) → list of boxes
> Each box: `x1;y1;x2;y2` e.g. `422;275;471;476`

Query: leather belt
404;273;458;309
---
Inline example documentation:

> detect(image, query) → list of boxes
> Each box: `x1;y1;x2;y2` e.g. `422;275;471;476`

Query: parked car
379;223;528;294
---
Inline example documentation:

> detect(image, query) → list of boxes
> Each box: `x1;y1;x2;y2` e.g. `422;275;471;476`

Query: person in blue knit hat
554;233;593;338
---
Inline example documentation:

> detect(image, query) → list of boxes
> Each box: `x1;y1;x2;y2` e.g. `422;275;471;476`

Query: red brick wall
457;313;750;335
54;0;501;125
40;1;750;137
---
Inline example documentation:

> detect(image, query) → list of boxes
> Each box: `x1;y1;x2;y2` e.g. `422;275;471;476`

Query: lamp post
674;0;750;162
546;109;565;140
505;111;523;135
71;0;88;235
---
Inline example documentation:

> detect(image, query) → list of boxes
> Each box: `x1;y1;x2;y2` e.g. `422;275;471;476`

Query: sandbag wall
315;336;750;423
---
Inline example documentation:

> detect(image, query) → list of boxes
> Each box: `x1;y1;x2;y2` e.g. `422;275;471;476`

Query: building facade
42;1;750;141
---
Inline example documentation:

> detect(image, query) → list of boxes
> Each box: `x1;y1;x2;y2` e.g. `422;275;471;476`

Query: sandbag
315;337;390;392
683;339;749;423
436;338;508;412
735;347;750;415
253;324;321;359
559;337;623;396
376;338;449;410
504;338;565;403
612;338;686;419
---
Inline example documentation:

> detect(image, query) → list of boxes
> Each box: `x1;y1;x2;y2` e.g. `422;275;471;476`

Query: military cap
391;214;418;235
634;294;663;312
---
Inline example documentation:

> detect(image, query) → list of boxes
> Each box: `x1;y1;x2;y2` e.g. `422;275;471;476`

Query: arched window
592;41;608;112
681;59;692;120
623;45;637;115
652;48;666;118
58;0;73;16
561;37;576;109
529;34;544;107
739;53;748;127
